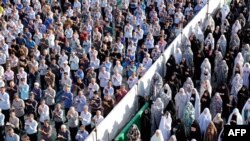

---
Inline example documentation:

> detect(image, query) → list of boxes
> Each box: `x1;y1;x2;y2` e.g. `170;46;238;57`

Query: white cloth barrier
85;0;225;140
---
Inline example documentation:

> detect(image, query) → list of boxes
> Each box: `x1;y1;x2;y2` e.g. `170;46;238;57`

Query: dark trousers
40;75;46;90
2;109;9;123
69;127;78;141
0;126;4;141
48;105;55;119
55;121;63;134
113;86;120;94
27;133;37;141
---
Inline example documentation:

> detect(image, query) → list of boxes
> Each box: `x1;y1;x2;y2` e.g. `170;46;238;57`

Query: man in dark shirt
25;94;38;119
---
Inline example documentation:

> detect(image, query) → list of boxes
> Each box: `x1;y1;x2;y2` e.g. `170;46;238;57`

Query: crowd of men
124;0;250;141
0;0;211;140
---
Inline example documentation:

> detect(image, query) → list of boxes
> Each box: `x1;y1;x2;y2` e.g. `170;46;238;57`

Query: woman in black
237;85;249;112
165;55;176;81
189;120;202;141
172;119;187;141
217;84;230;119
200;90;211;113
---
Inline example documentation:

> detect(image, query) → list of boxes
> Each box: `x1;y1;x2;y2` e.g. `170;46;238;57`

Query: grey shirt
12;99;25;117
67;111;79;128
44;88;56;106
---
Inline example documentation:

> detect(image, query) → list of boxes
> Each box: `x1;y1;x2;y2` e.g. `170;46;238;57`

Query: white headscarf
151;130;164;141
200;80;212;97
231;73;243;97
193;23;204;43
159;112;172;141
189;88;201;120
205;15;215;32
183;77;194;93
153;98;164;112
221;4;230;22
174;47;182;64
217;35;227;57
241;98;250;124
201;68;211;83
234;52;244;67
175;88;188;119
198;108;212;134
168;135;177;141
204;33;215;50
243;63;250;88
232;20;242;34
228;108;243;125
201;58;211;75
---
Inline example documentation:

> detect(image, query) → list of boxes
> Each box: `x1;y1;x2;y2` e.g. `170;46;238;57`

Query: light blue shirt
19;84;29;100
4;134;20;141
74;96;87;113
24;119;38;134
0;92;10;110
75;130;89;141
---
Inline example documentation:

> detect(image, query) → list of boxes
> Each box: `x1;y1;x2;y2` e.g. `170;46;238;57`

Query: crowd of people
124;0;250;141
0;0;212;140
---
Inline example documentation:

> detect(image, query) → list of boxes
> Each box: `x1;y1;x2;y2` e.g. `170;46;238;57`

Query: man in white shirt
98;67;110;98
103;81;114;98
69;52;79;77
88;78;100;99
24;114;38;141
79;106;92;133
111;70;122;92
142;53;153;70
0;84;10;123
127;72;138;89
92;110;104;127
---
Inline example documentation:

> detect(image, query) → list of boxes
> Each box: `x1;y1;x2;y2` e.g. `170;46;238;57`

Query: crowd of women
126;0;250;141
0;0;212;140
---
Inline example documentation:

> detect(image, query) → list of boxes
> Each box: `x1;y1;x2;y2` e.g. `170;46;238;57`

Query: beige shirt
12;99;25;117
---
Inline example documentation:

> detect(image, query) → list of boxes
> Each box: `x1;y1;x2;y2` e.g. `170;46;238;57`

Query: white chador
200;58;211;75
151;130;164;141
217;35;227;57
242;63;250;89
151;98;164;135
220;4;230;22
189;88;201;120
242;44;250;63
228;108;243;125
159;84;172;109
183;77;194;93
231;20;242;35
241;99;250;124
175;88;188;119
159;112;172;141
193;23;204;43
200;80;212;97
198;108;212;134
231;73;243;97
205;15;215;32
174;47;182;64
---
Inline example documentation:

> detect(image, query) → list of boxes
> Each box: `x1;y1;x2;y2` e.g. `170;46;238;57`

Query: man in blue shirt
25;37;36;49
75;125;89;141
61;85;73;114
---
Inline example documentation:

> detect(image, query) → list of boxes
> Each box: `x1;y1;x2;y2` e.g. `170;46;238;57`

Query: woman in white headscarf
242;63;250;89
200;58;211;75
217;35;227;57
229;34;240;49
174;47;182;65
228;108;243;125
198;108;212;135
215;60;228;86
241;99;250;124
183;47;193;67
201;68;211;84
159;83;172;109
151;130;164;141
151;98;164;135
189;88;201;120
220;4;230;22
150;72;164;101
175;88;188;119
205;15;215;32
159;112;172;141
231;73;243;98
242;44;250;63
193;23;204;43
210;93;223;118
183;77;194;93
204;33;215;51
231;20;242;35
200;80;212;97
234;52;244;68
